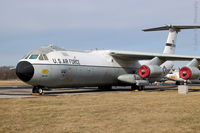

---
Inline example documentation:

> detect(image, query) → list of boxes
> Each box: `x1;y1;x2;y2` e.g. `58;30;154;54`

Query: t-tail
143;25;200;73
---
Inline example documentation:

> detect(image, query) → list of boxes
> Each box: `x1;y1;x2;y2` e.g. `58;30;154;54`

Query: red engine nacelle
179;66;200;80
138;65;162;78
179;67;192;80
138;65;150;78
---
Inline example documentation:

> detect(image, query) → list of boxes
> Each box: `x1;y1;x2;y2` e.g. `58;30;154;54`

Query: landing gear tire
32;86;44;95
32;86;38;93
131;84;139;91
176;81;184;85
176;81;180;85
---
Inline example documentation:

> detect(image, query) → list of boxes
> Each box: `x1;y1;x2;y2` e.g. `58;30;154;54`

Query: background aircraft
16;25;200;94
166;68;200;85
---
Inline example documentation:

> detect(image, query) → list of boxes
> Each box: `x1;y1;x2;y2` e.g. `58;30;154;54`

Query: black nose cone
16;61;34;82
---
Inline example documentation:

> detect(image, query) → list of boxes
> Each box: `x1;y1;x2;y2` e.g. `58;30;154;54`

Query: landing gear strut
131;84;144;91
32;86;44;95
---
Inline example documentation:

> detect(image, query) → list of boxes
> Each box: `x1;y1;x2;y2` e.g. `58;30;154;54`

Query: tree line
0;66;18;80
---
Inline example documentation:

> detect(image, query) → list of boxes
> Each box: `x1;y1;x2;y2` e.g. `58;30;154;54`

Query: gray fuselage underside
28;64;136;88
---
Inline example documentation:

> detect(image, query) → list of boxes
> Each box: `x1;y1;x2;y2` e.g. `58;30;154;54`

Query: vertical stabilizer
162;27;180;71
163;28;179;54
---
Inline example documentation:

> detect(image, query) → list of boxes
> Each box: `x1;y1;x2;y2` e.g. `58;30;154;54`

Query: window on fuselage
43;54;48;60
39;54;48;60
29;54;39;59
39;55;44;60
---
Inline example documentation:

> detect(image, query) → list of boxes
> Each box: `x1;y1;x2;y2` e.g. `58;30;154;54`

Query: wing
109;50;200;61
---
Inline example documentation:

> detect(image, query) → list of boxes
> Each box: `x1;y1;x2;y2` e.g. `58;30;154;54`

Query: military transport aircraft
16;25;200;94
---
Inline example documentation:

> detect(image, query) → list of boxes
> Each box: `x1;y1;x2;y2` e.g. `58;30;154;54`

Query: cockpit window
39;54;48;60
29;54;39;59
43;54;48;60
39;55;44;60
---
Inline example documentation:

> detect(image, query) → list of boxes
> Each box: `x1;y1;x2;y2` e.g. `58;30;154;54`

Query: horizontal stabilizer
143;25;200;32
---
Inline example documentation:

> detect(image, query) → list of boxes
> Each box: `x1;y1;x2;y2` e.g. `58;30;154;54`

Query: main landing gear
32;86;44;95
131;84;144;91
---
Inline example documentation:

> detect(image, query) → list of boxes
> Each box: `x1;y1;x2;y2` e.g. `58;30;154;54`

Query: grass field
1;89;200;133
0;80;28;86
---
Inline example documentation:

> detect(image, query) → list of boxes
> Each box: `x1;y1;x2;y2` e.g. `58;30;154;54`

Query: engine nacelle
138;65;163;78
179;66;200;80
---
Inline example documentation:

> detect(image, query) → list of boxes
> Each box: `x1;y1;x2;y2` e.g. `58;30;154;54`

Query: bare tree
0;66;18;80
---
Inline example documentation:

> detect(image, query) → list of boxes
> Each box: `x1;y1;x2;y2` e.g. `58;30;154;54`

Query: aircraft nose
16;61;34;82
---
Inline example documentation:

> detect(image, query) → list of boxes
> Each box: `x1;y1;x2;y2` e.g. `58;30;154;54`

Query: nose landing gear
32;86;44;95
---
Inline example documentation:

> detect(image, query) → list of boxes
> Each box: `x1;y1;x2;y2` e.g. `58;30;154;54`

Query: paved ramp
0;85;179;98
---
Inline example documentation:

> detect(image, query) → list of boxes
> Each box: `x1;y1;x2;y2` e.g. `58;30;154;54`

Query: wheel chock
32;93;40;95
32;93;44;95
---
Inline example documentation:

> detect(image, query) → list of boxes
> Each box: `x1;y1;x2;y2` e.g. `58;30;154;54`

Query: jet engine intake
179;66;200;80
138;65;163;78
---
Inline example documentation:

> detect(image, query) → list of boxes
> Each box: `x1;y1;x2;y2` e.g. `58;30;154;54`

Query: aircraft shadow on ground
45;85;181;95
45;88;131;95
144;85;178;92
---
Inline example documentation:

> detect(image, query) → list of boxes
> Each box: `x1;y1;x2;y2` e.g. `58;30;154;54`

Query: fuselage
16;45;140;88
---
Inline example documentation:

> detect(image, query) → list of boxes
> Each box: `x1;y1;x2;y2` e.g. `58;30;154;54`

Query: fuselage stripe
31;63;138;69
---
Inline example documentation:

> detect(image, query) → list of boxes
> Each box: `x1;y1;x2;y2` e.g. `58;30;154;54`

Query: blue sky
0;0;200;66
